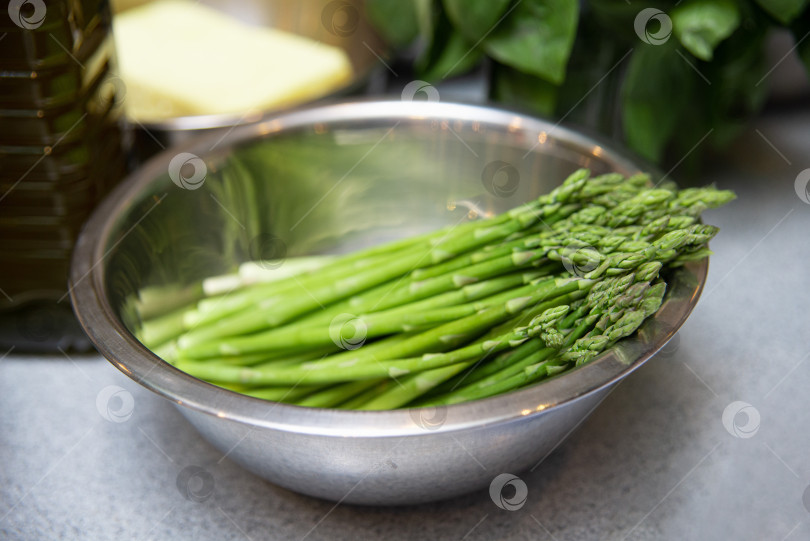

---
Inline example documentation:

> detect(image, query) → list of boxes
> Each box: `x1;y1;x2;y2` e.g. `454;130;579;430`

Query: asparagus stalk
133;170;733;410
173;169;653;345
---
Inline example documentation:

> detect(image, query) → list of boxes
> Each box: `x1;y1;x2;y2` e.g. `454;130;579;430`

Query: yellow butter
114;0;354;120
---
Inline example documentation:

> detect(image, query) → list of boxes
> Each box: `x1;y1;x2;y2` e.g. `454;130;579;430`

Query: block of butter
114;0;354;120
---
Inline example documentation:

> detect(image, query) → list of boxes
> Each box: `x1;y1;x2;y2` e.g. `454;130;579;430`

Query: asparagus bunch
136;169;734;409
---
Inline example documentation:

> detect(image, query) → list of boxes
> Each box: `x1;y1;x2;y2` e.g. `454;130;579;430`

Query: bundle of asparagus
136;169;733;409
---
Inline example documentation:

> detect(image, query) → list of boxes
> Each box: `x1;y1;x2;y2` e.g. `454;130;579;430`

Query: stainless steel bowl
70;99;706;505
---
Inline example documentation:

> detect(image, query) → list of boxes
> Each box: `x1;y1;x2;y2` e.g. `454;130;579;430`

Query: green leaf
442;0;512;42
490;62;558;116
621;43;694;163
483;0;579;84
753;0;809;24
416;2;482;81
671;0;740;61
365;0;420;47
419;28;483;81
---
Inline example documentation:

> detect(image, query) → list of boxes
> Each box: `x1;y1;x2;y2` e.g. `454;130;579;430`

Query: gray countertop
2;108;810;541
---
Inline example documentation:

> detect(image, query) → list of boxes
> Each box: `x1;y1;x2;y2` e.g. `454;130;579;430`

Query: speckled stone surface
2;109;810;541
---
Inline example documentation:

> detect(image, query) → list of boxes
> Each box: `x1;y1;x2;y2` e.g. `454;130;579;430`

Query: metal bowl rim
70;98;707;438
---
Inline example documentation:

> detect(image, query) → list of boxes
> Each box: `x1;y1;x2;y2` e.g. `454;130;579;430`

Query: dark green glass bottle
0;0;128;351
